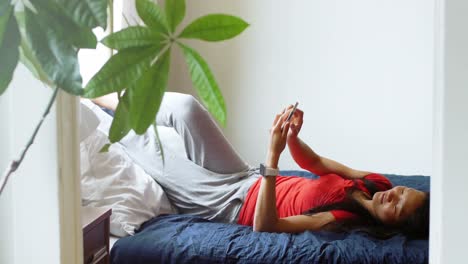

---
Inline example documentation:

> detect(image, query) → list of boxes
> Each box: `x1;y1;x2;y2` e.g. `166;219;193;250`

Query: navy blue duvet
111;171;429;264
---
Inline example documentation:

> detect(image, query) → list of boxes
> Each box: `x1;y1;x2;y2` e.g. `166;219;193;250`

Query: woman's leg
155;92;250;174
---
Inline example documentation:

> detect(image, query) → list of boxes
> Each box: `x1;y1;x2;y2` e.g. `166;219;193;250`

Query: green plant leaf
129;49;170;134
101;26;164;50
19;41;51;85
135;0;169;34
84;46;159;98
69;27;98;49
165;0;185;33
99;143;111;153
48;1;98;49
23;1;86;95
178;43;226;126
179;14;249;42
59;0;108;29
15;11;53;85
0;9;20;95
109;92;132;143
21;0;97;95
32;0;97;49
0;2;12;45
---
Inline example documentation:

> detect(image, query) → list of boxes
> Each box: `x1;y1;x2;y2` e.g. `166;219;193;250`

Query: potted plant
0;0;249;194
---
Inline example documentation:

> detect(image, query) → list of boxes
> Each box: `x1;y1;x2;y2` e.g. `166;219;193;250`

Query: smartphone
286;102;299;122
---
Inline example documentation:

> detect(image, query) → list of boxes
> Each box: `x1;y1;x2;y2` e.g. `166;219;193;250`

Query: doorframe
431;0;468;262
56;91;83;264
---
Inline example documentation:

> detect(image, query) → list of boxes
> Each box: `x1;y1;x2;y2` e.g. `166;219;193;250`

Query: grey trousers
119;92;260;223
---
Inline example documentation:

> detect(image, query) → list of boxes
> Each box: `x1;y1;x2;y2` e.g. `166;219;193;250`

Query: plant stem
0;86;59;196
108;0;115;56
150;44;171;66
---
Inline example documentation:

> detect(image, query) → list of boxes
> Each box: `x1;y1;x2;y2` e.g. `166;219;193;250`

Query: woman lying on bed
93;92;430;239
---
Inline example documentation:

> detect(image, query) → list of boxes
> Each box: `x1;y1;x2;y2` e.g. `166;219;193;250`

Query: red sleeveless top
237;173;392;226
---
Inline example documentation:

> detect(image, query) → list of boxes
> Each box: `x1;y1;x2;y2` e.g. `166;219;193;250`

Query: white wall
431;0;468;262
0;81;15;264
168;0;434;175
0;65;61;264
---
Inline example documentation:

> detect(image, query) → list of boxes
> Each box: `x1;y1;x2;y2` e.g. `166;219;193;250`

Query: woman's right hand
285;105;304;140
267;111;291;163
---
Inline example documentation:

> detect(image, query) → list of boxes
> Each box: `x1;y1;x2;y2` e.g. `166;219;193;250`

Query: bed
110;171;429;264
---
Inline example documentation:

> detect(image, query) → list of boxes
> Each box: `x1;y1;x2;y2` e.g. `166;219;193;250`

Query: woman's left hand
268;110;291;159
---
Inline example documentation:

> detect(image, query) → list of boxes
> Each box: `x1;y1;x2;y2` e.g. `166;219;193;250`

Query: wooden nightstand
82;206;112;264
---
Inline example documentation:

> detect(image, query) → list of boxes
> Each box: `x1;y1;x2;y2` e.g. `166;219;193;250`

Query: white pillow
79;101;178;237
80;99;186;157
79;100;99;142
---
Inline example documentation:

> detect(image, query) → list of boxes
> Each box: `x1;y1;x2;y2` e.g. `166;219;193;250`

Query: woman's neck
351;190;375;217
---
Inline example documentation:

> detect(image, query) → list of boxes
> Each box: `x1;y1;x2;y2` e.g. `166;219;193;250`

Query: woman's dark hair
303;179;430;239
400;192;430;239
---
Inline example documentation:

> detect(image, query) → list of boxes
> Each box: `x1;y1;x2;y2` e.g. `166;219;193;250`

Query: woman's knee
170;93;205;120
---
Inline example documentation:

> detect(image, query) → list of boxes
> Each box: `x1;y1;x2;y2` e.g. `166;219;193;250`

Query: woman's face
371;186;426;225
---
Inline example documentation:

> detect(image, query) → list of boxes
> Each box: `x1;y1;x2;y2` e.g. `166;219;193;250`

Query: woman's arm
287;137;371;179
285;106;371;179
253;110;288;232
253;151;281;232
255;212;335;233
90;92;119;111
287;136;321;172
253;108;336;233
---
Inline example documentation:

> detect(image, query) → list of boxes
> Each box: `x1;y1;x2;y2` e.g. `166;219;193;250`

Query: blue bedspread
111;171;429;264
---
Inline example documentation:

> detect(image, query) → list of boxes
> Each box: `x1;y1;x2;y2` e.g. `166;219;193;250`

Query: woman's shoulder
362;173;392;190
